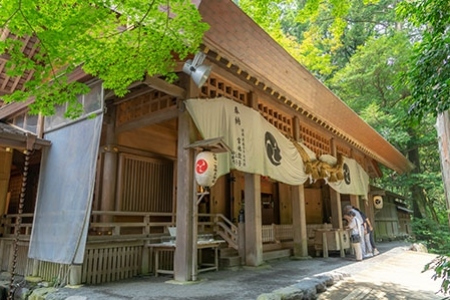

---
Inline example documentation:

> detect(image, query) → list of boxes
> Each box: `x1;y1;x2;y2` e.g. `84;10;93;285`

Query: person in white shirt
344;211;363;261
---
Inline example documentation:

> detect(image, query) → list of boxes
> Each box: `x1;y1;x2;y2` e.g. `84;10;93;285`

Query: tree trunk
436;111;450;229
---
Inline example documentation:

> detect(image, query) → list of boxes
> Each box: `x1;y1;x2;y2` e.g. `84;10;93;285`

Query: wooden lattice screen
116;90;177;127
258;102;293;137
200;74;248;105
299;123;331;156
117;154;174;212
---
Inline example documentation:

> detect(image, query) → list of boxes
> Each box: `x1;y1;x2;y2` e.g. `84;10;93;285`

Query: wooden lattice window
258;103;293;137
299;124;331;156
200;74;248;105
116;90;177;127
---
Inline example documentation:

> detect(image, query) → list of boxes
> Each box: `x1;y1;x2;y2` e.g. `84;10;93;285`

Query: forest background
237;0;450;256
1;0;449;292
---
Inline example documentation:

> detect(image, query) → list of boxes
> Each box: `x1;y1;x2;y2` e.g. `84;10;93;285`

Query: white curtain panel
29;114;103;264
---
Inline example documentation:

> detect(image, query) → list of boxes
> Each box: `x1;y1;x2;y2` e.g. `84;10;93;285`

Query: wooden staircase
219;246;242;269
213;214;292;268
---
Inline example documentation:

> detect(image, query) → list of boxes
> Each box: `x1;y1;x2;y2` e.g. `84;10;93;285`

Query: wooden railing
262;224;294;243
0;211;238;285
214;214;238;250
88;211;175;242
1;213;34;237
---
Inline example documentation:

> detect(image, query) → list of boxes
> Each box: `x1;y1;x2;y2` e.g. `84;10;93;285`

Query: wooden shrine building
0;0;413;285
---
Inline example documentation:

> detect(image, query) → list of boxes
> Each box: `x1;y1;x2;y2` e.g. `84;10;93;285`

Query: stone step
220;255;242;268
263;249;292;261
219;247;238;258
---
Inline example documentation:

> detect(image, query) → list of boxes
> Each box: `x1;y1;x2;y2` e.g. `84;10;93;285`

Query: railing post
69;265;82;286
141;215;150;275
113;226;120;236
143;215;150;236
32;259;40;276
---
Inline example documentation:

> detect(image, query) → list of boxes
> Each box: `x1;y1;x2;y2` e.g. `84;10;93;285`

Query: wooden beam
143;75;186;99
115;106;178;134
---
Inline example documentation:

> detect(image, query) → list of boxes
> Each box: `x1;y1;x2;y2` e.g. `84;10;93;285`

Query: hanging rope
290;137;344;182
8;150;30;300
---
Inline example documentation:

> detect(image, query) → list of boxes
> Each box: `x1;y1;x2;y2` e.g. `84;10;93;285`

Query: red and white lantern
195;151;218;187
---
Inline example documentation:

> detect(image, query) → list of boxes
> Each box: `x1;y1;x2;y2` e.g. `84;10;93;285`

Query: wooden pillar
291;116;308;257
174;109;195;281
0;150;12;221
244;173;263;266
350;194;359;209
100;104;118;220
292;184;308;257
328;138;343;229
174;74;197;282
330;188;342;229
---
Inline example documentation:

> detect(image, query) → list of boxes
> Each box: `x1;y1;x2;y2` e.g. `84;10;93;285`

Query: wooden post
0;150;13;235
291;116;309;258
100;104;117;227
329;138;343;229
69;265;82;286
350;194;359;209
436;111;450;229
32;259;40;276
174;109;195;282
244;173;263;266
330;188;342;229
292;184;308;258
322;232;328;258
238;217;246;264
174;73;198;282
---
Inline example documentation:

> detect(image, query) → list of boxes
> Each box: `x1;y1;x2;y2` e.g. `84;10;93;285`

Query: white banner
185;98;309;185
328;157;369;196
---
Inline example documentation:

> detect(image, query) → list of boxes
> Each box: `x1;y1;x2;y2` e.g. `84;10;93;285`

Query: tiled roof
198;0;413;174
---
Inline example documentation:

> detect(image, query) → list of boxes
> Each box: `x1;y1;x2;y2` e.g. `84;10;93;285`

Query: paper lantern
195;151;218;187
373;195;383;210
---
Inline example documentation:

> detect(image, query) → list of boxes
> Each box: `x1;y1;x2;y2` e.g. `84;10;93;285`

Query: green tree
397;0;450;121
397;0;450;230
0;0;208;117
329;32;443;221
239;0;445;223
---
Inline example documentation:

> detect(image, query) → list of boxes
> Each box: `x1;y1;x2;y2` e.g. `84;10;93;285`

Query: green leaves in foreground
0;0;208;117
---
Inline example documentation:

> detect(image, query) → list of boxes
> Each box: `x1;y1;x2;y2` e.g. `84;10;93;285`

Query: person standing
343;205;368;258
352;206;379;256
344;211;363;261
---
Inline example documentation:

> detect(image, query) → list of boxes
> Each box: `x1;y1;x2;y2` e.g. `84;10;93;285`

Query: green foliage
423;255;450;297
329;33;413;146
412;218;450;256
397;0;450;123
0;0;208;117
